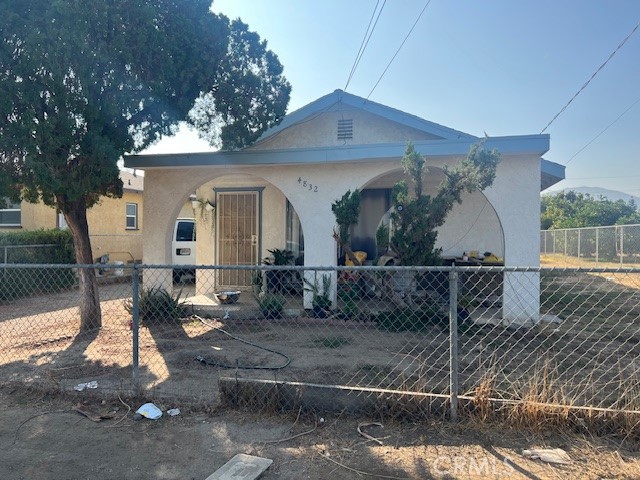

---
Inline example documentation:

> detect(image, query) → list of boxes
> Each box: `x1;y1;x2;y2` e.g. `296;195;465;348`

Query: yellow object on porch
346;251;367;266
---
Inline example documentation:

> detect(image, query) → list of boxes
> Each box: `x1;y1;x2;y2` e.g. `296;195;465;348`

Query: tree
541;192;640;229
0;0;290;331
390;141;500;265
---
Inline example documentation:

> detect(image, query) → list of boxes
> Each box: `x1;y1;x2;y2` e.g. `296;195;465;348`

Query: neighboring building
125;89;565;324
0;170;145;263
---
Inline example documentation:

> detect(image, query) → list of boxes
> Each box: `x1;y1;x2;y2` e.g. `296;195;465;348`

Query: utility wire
540;20;640;134
565;95;640;164
367;0;433;99
344;0;387;92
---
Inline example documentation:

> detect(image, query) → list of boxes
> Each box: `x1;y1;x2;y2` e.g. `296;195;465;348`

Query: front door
216;191;260;286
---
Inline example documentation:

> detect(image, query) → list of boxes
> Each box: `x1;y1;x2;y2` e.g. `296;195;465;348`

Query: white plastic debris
135;402;163;420
522;448;572;465
167;408;181;416
74;380;98;391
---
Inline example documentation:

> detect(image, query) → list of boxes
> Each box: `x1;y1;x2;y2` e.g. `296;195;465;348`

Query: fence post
577;229;581;260
132;264;140;392
595;228;599;264
620;225;624;266
564;230;568;258
449;269;459;422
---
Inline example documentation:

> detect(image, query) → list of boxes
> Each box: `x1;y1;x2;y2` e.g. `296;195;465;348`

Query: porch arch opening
351;166;505;264
170;172;305;292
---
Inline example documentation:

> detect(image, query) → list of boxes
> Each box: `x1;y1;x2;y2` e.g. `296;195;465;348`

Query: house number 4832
298;177;318;193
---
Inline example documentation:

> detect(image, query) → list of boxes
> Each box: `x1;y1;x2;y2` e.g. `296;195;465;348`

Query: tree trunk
63;198;102;331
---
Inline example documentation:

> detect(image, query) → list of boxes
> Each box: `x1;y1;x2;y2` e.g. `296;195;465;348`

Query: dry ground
1;385;639;480
1;272;640;411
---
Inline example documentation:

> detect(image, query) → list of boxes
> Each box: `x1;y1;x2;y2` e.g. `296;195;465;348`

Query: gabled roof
253;89;477;145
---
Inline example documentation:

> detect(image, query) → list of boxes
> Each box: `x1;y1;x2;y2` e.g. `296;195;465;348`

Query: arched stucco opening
179;172;305;295
351;166;505;264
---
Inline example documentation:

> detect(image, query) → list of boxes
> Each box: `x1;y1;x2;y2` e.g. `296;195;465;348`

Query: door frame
214;186;264;272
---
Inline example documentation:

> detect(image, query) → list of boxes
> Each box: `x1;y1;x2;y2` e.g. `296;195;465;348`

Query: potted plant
304;273;332;318
263;248;294;293
256;292;286;319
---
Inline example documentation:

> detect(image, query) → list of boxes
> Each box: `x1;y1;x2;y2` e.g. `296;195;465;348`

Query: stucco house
125;89;564;323
0;170;147;263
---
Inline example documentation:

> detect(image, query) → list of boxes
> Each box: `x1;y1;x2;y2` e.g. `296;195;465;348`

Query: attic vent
337;118;353;140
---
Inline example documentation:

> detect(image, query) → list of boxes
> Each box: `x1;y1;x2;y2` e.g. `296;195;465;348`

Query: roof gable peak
252;89;476;146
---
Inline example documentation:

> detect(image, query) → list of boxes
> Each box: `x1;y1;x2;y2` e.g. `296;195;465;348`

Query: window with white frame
0;199;21;226
126;203;138;229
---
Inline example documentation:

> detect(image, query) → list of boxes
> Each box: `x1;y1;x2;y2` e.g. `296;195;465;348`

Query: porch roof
125;134;562;190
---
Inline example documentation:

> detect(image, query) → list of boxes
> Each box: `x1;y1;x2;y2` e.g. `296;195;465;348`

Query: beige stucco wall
249;107;441;150
1;190;144;263
87;189;144;262
0;201;57;231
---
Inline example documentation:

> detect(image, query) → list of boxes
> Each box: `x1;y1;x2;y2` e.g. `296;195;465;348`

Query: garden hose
194;315;291;370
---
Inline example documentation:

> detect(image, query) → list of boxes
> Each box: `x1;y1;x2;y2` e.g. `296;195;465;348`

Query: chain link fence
1;264;639;421
541;224;640;266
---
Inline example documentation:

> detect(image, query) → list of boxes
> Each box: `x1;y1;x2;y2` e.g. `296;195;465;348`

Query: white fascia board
125;135;550;170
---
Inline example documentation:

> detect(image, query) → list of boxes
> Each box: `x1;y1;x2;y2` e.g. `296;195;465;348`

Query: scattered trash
357;422;385;446
522;448;572;465
74;380;98;391
73;404;115;422
135;402;163;420
167;408;181;416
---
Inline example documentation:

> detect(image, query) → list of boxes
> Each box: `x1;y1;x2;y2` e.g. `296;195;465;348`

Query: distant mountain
543;187;640;205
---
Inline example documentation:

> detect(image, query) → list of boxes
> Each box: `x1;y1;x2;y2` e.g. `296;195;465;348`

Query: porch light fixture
191;198;215;212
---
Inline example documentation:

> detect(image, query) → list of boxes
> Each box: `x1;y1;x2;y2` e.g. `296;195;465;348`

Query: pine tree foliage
390;141;500;265
0;0;290;330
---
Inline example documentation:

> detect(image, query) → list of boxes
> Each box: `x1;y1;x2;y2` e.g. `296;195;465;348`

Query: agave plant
124;287;188;324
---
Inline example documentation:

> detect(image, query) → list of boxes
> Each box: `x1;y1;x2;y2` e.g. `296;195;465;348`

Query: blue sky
143;1;640;196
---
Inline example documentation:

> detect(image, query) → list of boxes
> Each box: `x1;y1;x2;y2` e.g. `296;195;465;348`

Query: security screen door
216;191;259;286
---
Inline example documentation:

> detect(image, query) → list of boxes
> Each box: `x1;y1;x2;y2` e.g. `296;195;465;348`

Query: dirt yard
1;385;639;480
1;273;640;412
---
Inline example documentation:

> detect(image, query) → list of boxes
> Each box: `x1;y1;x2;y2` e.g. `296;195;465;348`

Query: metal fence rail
0;264;639;419
541;224;640;266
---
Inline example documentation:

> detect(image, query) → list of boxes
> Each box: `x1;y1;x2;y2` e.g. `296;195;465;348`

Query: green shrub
125;287;189;324
0;229;76;301
338;281;359;319
256;292;285;319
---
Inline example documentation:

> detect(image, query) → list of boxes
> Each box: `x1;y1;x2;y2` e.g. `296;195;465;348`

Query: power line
540;19;640;134
367;0;433;99
344;0;387;92
565;95;640;164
